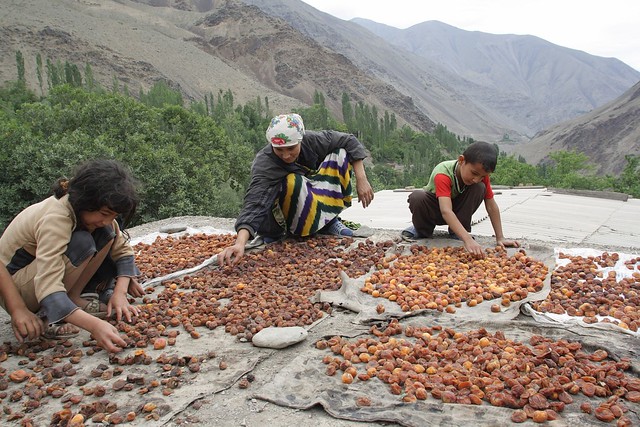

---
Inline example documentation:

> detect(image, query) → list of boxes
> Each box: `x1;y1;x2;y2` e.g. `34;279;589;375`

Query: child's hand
107;292;140;323
464;239;485;257
11;307;44;342
127;278;144;298
497;238;520;248
90;321;127;353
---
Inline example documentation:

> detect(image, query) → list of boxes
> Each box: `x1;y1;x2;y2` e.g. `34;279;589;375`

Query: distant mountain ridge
352;18;640;138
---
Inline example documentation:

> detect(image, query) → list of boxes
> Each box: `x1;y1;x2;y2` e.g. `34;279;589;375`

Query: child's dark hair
462;142;498;173
52;159;139;227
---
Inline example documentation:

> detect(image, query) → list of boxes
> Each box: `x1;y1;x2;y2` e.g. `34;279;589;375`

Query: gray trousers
407;183;486;237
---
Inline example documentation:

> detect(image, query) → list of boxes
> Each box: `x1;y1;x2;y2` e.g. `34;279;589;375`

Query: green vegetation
1;52;638;231
491;150;640;197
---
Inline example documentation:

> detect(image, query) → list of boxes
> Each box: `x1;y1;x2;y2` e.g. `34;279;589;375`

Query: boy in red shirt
403;141;519;256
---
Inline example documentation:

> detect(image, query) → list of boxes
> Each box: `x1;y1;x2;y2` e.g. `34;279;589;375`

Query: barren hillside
0;0;434;134
502;81;640;175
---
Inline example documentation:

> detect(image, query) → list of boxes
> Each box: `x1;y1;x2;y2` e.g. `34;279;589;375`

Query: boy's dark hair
52;159;139;228
462;142;498;173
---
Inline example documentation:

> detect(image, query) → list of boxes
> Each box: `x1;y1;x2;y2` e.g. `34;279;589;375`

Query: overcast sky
300;0;640;72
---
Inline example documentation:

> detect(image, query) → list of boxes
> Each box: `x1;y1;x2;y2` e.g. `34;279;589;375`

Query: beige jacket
0;195;135;303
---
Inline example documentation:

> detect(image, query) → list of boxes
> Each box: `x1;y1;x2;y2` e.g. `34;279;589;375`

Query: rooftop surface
340;187;640;251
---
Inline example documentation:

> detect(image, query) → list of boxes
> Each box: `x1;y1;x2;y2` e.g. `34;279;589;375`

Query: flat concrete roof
340;188;640;251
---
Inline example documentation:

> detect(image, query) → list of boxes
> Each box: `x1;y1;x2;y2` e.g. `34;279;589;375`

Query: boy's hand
464;239;485;257
11;307;44;342
497;238;520;248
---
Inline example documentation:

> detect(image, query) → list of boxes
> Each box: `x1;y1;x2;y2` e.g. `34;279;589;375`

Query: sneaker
320;218;353;236
401;225;417;238
401;225;420;242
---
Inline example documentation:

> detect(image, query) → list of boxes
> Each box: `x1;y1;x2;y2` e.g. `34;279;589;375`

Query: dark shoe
320;218;353;237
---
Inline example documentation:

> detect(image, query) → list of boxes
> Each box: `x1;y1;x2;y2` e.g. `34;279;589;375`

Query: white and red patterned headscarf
266;113;305;147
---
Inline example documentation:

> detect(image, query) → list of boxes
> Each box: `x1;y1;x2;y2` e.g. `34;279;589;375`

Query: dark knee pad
65;231;96;266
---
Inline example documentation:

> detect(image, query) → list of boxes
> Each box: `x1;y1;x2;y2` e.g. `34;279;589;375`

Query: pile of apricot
531;252;640;331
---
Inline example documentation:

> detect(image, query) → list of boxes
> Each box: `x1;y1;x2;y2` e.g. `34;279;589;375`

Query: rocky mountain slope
502;81;640;175
0;0;435;134
1;0;638;169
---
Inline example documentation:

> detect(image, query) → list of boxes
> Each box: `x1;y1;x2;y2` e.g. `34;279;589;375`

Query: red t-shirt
434;174;494;199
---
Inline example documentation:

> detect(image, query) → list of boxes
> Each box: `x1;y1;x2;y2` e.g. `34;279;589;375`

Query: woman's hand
11;307;44;342
218;229;251;267
218;243;246;267
356;178;374;208
352;160;374;208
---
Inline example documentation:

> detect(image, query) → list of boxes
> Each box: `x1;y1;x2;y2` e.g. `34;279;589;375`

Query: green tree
613;155;640;197
36;53;44;95
84;63;96;92
341;92;353;128
15;51;26;83
491;154;539;186
139;80;183;108
543;150;592;188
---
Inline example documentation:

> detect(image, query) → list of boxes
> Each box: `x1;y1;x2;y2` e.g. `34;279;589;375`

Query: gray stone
251;326;308;349
159;224;188;234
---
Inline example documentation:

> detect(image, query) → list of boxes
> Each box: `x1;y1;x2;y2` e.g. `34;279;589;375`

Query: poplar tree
15;51;25;83
36;53;43;95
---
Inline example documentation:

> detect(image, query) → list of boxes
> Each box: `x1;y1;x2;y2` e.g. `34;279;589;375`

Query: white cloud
300;0;640;71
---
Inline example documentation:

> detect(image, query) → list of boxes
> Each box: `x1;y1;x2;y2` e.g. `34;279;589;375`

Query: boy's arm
438;196;485;256
0;265;44;342
485;198;520;248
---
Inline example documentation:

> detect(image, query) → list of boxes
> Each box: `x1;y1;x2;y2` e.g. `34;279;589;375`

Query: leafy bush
0;84;254;230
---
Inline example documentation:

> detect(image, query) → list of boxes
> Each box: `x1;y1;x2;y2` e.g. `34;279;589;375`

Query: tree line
1;52;638;231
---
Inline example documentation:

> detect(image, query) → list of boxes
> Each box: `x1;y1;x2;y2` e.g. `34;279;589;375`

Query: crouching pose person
403;141;519;256
0;159;143;352
219;113;374;267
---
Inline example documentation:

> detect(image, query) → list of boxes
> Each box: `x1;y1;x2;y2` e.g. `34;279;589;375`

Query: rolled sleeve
39;291;80;324
115;255;137;277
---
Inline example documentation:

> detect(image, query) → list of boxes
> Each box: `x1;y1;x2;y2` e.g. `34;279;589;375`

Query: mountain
352;18;640;139
0;0;436;134
1;0;638;168
502;81;640;175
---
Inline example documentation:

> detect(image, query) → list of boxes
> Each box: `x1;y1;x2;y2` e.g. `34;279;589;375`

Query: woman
219;113;374;267
0;159;143;352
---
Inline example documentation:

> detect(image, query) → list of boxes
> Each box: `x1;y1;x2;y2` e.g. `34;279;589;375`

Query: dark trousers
407;183;486;237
